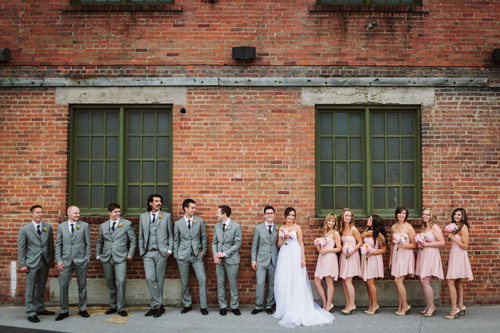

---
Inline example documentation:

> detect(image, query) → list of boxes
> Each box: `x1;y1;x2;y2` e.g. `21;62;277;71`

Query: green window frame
69;105;172;216
316;106;421;218
317;0;421;5
71;0;175;5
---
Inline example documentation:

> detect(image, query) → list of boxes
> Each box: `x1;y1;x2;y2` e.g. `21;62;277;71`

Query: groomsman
138;194;173;318
173;199;208;315
95;203;137;317
212;205;242;316
18;205;55;323
55;205;91;321
250;205;279;315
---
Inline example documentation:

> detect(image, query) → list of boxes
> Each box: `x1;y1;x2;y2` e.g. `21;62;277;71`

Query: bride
273;207;335;328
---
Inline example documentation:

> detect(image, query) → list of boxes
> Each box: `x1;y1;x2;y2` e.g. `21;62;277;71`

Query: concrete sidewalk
1;305;499;333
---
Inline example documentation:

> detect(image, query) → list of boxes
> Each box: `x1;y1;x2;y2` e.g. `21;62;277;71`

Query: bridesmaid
445;207;473;319
389;206;416;316
415;207;444;317
338;208;362;315
360;215;386;315
313;213;341;311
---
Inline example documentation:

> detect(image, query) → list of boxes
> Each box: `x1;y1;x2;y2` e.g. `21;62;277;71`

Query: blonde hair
422;207;437;229
322;213;338;237
339;208;354;234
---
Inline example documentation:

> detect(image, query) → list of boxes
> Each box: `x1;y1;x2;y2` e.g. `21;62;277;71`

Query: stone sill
309;4;429;14
63;4;182;12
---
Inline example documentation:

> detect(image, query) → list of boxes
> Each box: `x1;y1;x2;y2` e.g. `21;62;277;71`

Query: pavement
1;305;499;333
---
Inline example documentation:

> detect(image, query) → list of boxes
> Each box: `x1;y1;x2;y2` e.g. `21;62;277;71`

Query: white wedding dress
273;230;335;328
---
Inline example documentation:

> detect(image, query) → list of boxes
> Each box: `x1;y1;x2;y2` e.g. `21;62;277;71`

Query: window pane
157;112;169;134
350;187;363;209
387;162;400;184
320;138;333;160
387;113;399;135
105;186;117;204
77;137;89;158
372;112;384;135
142;186;154;208
128;137;140;159
373;188;385;209
128;186;140;208
157;161;169;183
91;137;104;158
128;161;140;183
77;112;90;134
349;113;362;135
402;187;415;209
76;161;89;183
143;161;155;183
128;112;141;134
402;138;414;159
106;137;118;158
105;161;118;183
142;137;155;159
387;187;400;209
106;112;119;134
387;138;400;160
92;112;105;134
321;187;334;210
335;162;347;185
157;186;169;203
350;162;362;184
372;138;385;160
320;112;333;135
91;161;103;183
334;113;347;135
373;163;385;184
76;185;89;208
349;138;362;160
143;112;155;134
321;162;333;184
401;113;414;135
157;137;169;159
335;138;347;160
335;187;347;209
402;162;414;184
91;185;103;208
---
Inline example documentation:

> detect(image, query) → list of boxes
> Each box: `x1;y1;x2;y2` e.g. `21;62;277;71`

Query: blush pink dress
360;237;384;281
391;233;415;277
314;237;339;280
415;230;444;279
339;235;361;279
446;234;473;280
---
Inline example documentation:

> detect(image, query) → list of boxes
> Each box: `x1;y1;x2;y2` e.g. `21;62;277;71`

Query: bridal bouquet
360;243;373;260
445;223;458;234
279;230;293;245
314;238;327;248
414;233;427;248
343;243;355;259
393;233;409;251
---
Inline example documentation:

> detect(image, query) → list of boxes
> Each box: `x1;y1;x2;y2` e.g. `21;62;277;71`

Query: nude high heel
460;306;466;316
445;309;460;319
364;305;379;315
395;305;411;316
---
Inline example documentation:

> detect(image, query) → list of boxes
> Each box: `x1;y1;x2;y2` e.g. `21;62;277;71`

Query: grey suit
95;218;136;312
55;221;91;313
18;222;54;316
212;219;242;309
251;222;279;310
138;210;173;309
174;216;208;308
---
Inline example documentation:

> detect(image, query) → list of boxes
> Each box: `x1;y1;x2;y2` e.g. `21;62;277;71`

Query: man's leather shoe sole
55;313;69;321
28;315;40;323
105;308;117;315
37;310;55;315
200;308;209;315
118;310;128;317
219;308;227;316
251;308;262;315
232;308;241;316
181;306;192;314
78;310;90;318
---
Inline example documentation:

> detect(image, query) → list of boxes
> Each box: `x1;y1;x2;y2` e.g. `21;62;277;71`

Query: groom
250;205;279;315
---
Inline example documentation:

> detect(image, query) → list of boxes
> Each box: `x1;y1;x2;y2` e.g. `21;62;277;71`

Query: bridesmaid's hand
301;258;306;268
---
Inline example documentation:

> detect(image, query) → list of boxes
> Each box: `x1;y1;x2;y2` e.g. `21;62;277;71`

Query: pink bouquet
343;243;355;259
314;238;327;248
279;230;293;245
414;233;427;247
393;233;409;251
360;243;373;260
445;223;458;234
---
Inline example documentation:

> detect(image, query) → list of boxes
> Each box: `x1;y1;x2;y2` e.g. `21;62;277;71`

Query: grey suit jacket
212;219;242;265
18;222;54;268
56;221;91;266
95;218;136;263
251;222;279;267
173;216;207;261
138;210;173;257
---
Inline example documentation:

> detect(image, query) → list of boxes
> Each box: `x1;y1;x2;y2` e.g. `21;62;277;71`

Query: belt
149;248;159;251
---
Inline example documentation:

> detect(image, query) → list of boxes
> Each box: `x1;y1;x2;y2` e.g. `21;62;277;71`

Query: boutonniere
276;226;279;231
77;225;81;230
225;225;230;230
193;219;197;224
118;223;123;228
159;214;162;219
43;227;47;232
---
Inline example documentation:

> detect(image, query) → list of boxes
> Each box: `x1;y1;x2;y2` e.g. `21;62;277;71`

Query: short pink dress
360;237;384;281
415;230;444;279
339;235;361;279
446;234;473;280
314;237;339;280
391;233;415;277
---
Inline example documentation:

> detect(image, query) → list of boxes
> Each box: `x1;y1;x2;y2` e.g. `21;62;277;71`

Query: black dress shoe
118;310;128;317
145;308;156;317
28;315;40;323
219;308;227;316
181;306;192;314
79;310;90;318
266;308;274;314
200;308;208;315
153;308;162;318
55;312;69;321
105;308;117;315
251;308;262;315
37;309;55;315
159;305;166;314
232;308;241;316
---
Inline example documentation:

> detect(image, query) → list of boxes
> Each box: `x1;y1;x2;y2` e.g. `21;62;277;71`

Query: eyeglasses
264;212;275;215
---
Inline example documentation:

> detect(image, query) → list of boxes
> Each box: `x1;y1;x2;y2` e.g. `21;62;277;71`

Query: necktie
152;214;156;224
37;225;41;235
112;221;116;232
187;220;191;230
71;224;74;235
268;225;272;235
222;223;226;233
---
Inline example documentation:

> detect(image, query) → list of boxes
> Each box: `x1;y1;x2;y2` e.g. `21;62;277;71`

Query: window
316;106;421;217
69;106;172;215
72;0;174;4
317;0;421;5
